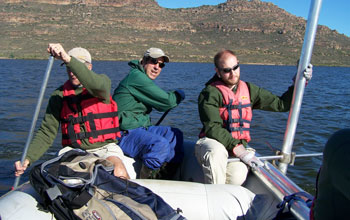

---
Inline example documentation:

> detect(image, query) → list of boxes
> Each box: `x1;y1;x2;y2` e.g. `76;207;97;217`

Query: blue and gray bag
30;149;185;220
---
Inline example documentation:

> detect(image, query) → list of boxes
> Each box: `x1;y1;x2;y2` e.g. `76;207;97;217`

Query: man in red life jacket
195;49;312;185
15;44;130;179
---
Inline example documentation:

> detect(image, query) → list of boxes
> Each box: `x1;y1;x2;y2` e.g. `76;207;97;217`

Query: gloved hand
233;144;264;168
175;89;185;102
293;63;313;85
303;63;313;81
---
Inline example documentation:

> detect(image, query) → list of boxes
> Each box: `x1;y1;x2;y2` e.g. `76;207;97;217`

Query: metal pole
279;0;323;173
228;152;322;163
13;56;54;189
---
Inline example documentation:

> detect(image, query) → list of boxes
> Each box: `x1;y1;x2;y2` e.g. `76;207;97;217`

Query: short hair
214;49;237;68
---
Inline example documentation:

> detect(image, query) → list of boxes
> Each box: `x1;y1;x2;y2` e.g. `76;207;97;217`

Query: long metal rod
228;152;322;163
13;56;54;189
279;0;323;174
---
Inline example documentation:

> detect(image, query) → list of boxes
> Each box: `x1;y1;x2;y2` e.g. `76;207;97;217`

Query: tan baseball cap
68;47;92;64
144;48;169;63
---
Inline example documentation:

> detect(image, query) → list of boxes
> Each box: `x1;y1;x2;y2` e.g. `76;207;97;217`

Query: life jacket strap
61;112;119;124
223;103;251;109
75;127;120;140
225;100;251;134
229;126;250;132
66;115;80;148
62;127;120;140
227;118;251;124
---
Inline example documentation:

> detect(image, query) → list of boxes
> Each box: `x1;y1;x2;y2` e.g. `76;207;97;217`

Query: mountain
0;0;349;66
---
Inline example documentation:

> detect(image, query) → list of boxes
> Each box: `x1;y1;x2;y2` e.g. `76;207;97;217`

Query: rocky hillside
0;0;349;66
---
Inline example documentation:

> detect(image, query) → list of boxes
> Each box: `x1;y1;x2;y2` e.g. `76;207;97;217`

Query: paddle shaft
155;109;171;126
228;152;323;163
13;56;54;189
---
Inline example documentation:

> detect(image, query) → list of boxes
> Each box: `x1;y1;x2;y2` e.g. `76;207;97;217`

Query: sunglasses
220;62;240;73
149;58;165;68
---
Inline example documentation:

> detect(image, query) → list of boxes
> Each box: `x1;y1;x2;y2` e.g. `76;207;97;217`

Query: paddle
12;56;54;189
155;109;171;126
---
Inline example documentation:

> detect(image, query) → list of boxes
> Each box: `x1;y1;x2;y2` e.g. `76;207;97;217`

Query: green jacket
113;60;181;130
198;75;294;151
26;57;115;164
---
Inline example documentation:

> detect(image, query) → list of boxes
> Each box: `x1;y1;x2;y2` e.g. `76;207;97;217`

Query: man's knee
226;161;249;185
195;138;228;164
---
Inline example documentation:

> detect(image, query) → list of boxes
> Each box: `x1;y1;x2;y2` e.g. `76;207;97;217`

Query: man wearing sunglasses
195;49;312;185
15;44;130;180
113;48;185;179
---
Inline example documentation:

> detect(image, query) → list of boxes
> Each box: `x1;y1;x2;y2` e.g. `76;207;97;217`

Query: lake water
0;59;349;196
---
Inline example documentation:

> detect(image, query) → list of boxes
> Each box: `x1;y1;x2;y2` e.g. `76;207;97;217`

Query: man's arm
67;57;111;102
15;90;62;176
248;64;312;111
25;90;62;164
248;82;294;112
48;43;111;102
128;69;179;112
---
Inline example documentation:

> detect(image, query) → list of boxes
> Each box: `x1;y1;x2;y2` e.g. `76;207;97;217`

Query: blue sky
156;0;349;37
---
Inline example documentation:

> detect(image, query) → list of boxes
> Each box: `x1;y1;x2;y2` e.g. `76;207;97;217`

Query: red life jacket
210;80;252;142
60;81;120;148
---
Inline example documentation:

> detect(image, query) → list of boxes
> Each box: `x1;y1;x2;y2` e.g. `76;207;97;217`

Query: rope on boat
273;191;314;220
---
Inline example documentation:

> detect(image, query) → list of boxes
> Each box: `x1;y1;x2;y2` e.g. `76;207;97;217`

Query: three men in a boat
14;45;313;187
112;48;185;179
15;44;130;179
195;49;312;185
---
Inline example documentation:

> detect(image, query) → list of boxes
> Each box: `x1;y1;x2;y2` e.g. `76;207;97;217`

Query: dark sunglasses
220;62;240;73
149;58;165;68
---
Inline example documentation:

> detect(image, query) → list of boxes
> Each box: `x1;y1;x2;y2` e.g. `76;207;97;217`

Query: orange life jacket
60;81;120;148
212;80;252;142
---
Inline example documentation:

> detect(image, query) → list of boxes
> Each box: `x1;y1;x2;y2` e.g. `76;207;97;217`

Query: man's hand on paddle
14;159;30;177
47;43;71;64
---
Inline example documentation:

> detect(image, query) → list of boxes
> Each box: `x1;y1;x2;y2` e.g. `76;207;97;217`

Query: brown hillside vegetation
0;0;349;66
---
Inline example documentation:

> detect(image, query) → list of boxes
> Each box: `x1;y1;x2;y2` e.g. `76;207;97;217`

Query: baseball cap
68;47;92;64
144;48;169;63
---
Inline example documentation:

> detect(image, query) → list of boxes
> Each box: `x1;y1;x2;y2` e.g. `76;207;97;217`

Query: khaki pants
58;143;137;179
194;137;248;185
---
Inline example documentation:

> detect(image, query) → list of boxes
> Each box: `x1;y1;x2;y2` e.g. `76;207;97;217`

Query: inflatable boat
0;141;312;220
0;0;323;219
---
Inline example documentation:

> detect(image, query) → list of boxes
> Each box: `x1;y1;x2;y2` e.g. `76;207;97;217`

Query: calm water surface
1;59;349;195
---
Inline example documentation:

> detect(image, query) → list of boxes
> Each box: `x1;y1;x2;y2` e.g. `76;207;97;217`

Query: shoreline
0;57;348;67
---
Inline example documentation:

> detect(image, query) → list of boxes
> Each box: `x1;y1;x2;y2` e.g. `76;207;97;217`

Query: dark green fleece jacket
112;60;181;130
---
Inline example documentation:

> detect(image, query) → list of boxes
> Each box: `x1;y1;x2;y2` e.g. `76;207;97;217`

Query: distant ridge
0;0;349;66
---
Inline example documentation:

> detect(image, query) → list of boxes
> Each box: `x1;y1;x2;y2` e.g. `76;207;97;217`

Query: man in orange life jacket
195;49;312;185
14;43;129;179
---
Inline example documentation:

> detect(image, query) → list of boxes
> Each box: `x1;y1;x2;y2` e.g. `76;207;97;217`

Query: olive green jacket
26;57;115;164
198;74;294;151
112;60;181;130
